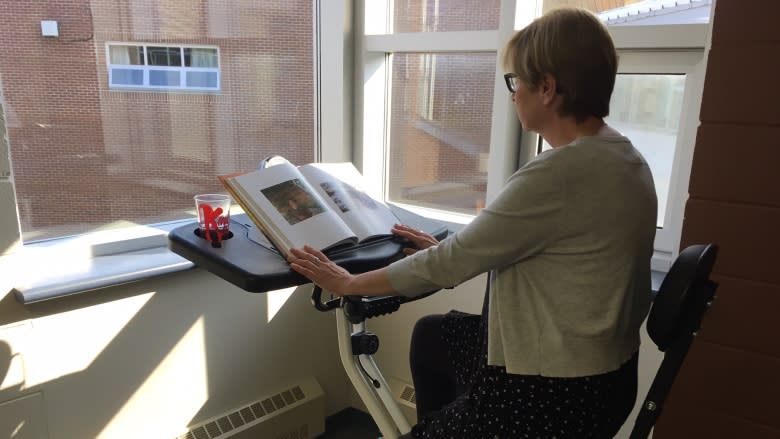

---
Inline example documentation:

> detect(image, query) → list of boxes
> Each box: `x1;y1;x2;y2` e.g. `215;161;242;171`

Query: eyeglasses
504;73;519;93
504;73;563;95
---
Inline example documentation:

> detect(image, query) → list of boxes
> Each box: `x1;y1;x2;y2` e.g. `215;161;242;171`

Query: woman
289;7;657;438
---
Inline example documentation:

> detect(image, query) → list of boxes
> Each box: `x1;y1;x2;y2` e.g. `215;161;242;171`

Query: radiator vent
176;378;324;439
399;385;416;405
386;376;417;424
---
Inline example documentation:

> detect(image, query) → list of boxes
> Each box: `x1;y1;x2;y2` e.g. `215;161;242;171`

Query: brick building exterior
0;0;314;241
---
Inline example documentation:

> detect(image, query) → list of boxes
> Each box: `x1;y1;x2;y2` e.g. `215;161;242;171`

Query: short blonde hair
503;8;617;122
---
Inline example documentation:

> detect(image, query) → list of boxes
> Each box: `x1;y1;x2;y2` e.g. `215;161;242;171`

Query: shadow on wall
0;340;29;438
0;269;342;438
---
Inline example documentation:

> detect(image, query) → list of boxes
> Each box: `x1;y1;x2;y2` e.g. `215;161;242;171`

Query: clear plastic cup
194;194;231;243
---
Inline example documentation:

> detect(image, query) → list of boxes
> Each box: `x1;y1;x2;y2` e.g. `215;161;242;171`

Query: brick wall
654;1;780;437
392;0;500;32
0;0;313;241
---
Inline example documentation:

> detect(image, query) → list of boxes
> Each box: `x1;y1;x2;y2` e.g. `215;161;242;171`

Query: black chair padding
647;244;718;351
629;243;718;439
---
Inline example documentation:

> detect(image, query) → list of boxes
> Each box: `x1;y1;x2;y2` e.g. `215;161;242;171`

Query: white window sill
7;220;195;304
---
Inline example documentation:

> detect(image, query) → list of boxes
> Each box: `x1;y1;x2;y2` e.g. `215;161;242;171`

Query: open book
219;159;399;259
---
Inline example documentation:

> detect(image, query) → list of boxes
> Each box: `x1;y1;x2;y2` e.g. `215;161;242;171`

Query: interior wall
0;269;353;438
655;0;780;437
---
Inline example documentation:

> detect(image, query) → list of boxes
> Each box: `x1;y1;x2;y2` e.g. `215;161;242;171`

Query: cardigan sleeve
388;155;565;297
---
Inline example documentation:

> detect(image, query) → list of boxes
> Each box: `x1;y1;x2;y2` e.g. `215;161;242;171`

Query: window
358;0;712;269
0;1;316;247
609;49;707;269
609;74;687;228
389;52;496;215
542;64;700;232
358;0;506;222
108;44;220;91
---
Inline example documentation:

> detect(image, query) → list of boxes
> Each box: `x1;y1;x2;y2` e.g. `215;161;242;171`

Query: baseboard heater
175;377;325;439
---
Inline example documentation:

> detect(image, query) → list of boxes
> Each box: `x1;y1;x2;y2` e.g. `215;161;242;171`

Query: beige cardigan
388;134;657;377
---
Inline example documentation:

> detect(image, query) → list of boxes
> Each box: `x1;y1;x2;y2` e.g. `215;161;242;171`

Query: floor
316;407;381;439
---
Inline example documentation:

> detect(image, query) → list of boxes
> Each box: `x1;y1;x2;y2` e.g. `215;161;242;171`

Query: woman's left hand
288;246;354;296
392;223;439;255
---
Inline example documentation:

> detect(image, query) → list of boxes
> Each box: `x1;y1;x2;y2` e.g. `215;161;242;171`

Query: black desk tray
168;206;449;293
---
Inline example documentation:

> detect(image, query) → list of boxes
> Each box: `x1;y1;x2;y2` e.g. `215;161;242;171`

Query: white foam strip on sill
13;246;194;304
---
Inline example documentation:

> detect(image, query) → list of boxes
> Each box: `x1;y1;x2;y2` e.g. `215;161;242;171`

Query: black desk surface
168;206;449;293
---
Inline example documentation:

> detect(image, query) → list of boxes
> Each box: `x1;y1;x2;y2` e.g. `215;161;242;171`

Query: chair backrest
629;243;719;439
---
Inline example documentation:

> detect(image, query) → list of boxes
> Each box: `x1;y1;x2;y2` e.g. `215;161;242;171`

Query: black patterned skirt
409;308;638;439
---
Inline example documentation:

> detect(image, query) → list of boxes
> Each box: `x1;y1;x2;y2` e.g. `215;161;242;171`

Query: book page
299;162;399;243
221;161;356;257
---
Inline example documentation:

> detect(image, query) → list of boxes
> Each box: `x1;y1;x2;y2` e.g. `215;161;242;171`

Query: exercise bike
169;205;448;439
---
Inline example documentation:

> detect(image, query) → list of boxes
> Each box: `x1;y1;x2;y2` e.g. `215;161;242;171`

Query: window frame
354;0;520;225
608;23;710;271
354;1;711;271
106;42;222;92
610;49;706;271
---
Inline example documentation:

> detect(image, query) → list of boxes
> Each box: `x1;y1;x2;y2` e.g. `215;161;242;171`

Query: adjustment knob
351;331;380;355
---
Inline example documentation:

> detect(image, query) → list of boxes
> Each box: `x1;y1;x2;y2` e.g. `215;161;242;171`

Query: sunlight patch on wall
24;292;154;387
0;322;31;392
266;286;296;323
97;316;208;438
10;247;96;292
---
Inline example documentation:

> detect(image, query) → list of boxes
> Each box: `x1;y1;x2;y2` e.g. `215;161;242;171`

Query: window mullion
364;30;498;53
484;0;524;203
317;0;353;164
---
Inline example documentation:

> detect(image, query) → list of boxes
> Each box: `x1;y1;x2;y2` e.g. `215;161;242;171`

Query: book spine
221;178;291;259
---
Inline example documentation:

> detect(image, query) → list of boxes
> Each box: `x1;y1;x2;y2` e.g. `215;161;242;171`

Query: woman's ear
539;74;559;106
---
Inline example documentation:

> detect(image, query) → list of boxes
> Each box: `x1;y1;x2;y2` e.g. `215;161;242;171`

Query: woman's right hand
391;223;439;255
288;246;355;296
